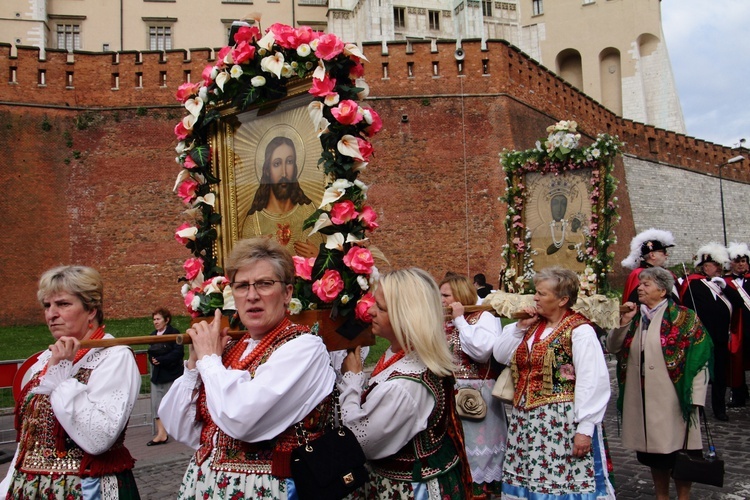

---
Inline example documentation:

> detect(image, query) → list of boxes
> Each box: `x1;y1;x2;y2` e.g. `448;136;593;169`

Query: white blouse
0;338;141;495
452;311;502;364
494;321;610;436
159;333;335;449
337;348;436;460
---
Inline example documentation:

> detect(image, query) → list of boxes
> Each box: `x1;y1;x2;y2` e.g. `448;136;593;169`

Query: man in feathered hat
681;243;742;421
621;229;676;304
725;242;750;407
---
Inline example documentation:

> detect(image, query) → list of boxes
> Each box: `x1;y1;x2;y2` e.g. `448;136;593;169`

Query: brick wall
1;39;747;325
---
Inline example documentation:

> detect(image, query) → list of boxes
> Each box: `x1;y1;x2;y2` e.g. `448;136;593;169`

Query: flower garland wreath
499;121;622;294
172;23;382;329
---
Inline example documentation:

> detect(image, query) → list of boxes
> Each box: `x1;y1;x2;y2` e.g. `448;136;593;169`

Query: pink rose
358;206;379;230
315;33;344;61
184;289;197;312
175;82;201;103
177;178;199;204
174;120;191;141
293;255;315;281
309;74;337;97
356;138;373;161
216;46;231;68
183;155;198;170
183;257;204;280
330;200;359;225
355;293;376;323
295;26;317;45
350;61;365;78
343;246;374;274
331;100;363;126
233;26;261;44
312;270;344;303
231;41;256;65
201;64;214;86
364;109;382;137
269;23;299;48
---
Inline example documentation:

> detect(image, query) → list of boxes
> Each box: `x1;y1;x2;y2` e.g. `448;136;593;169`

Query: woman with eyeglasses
159;238;336;499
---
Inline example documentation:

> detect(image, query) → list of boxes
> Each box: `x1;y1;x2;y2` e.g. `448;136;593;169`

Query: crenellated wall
1;39;747;326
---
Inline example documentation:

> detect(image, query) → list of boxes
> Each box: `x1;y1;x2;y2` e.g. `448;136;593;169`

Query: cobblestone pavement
3;361;750;499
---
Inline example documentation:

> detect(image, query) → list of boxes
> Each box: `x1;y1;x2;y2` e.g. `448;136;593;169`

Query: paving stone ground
2;360;749;499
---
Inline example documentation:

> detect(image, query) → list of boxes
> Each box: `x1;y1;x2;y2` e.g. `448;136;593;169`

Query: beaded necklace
222;317;291;371
371;348;406;378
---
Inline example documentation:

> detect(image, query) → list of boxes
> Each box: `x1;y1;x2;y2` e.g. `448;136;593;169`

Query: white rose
288;298;303;315
230;64;243;79
297;44;311;57
251;75;266;87
340;294;350;305
181;284;190;297
357;275;369;291
190;295;202;311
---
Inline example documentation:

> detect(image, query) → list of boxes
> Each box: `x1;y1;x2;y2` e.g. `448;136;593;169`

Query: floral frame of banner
499;121;622;295
172;23;382;329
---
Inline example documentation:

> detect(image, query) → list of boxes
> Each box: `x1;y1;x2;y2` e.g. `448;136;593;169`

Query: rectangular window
160;71;167;86
382;63;389;79
136;72;143;88
184;70;191;83
9;66;17;84
38;69;46;86
66;71;74;88
583;0;595;4
112;73;119;89
482;0;493;17
149;26;172;51
394;7;406;29
407;61;414;77
532;0;543;15
482;59;490;75
102;43;110;51
428;10;440;30
56;24;81;51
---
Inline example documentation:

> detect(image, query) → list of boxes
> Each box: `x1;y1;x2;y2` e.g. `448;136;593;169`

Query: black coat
148;324;185;384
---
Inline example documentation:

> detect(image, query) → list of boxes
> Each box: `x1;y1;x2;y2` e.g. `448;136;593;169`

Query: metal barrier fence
0;351;154;445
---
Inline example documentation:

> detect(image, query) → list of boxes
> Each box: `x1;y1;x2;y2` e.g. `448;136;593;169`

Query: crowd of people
2;231;749;499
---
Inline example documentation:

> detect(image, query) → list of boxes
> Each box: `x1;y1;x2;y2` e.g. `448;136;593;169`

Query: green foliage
41;117;52;131
72;150;81;159
136;106;148;116
75;112;95;131
63;131;73;148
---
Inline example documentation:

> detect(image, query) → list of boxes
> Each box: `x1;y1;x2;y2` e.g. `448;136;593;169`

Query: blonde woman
340;268;472;498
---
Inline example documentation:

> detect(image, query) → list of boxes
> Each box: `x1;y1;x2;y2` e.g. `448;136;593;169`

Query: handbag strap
294;386;341;451
682;406;715;453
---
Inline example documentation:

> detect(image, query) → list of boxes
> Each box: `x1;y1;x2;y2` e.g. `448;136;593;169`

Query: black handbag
671;407;724;487
290;388;369;500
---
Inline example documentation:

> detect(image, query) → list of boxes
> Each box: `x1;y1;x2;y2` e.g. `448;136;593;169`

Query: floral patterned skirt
344;464;467;500
501;402;614;500
177;454;290;500
7;469;140;500
456;378;507;488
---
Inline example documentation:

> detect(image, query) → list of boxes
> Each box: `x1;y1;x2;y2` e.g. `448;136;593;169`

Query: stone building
4;0;682;132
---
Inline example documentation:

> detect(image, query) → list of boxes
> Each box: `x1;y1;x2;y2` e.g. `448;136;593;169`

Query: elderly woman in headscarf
0;265;141;499
608;266;712;500
494;266;614;500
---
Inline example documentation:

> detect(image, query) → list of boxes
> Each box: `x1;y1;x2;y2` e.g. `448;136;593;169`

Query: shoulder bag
491;365;514;404
290;388;369;500
671;406;724;488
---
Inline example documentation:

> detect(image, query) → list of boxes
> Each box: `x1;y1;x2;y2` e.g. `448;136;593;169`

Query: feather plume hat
621;228;675;270
693;242;730;268
727;242;750;261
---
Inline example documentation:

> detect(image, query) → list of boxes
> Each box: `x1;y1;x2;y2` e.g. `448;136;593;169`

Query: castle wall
0;40;747;325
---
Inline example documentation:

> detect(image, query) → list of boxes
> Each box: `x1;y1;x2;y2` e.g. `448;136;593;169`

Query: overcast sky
661;0;750;148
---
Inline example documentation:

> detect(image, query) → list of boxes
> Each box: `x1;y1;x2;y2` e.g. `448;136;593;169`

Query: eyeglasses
230;280;286;295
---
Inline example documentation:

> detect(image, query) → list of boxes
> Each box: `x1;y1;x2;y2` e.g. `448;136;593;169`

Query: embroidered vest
512;312;590;410
446;312;502;380
370;370;460;482
15;359;135;478
194;322;332;478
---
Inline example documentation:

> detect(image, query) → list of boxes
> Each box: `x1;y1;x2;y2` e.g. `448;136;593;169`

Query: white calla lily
257;31;276;51
181;283;190;297
315;118;330;137
194;193;216;207
215;71;230;91
313;61;326;81
182;113;197;131
319;179;353;207
260;52;285;79
345;234;368;244
223;286;236;310
308;101;325;129
281;63;294;78
173;170;190;192
176;225;198;241
344;43;369;62
325;233;345;251
337;134;362;159
356;79;370;100
185;97;204;117
308;213;333;236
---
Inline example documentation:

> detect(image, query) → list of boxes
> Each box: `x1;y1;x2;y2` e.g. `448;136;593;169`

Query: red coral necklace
223;318;291;371
371;348;406;378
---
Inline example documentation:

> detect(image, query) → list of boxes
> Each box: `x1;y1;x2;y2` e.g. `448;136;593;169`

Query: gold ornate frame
211;80;326;267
